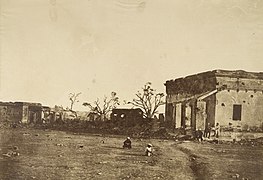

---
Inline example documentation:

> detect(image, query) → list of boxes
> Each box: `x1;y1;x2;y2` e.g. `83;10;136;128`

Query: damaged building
0;102;42;124
165;70;263;132
111;108;143;121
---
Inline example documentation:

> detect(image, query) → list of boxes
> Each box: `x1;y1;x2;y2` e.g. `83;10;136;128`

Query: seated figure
123;137;132;149
145;144;153;156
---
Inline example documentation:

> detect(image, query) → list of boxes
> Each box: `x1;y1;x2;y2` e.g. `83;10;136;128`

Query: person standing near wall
215;123;220;138
204;123;212;138
196;129;203;142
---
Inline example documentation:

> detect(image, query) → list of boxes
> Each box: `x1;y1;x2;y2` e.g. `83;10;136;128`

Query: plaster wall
216;76;263;91
215;89;263;130
0;105;23;123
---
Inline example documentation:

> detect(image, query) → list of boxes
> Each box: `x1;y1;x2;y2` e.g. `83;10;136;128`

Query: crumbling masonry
165;70;263;132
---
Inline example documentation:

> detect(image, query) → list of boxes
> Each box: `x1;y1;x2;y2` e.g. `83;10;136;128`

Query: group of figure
123;137;153;156
196;122;220;142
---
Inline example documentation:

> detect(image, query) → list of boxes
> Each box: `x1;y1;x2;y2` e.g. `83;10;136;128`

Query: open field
0;128;262;180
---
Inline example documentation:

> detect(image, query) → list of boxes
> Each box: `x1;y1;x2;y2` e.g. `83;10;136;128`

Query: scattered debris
56;143;64;146
152;128;171;138
99;161;108;164
2;151;20;158
14;146;19;150
176;135;193;141
141;160;148;164
232;173;240;179
2;153;11;158
210;148;226;153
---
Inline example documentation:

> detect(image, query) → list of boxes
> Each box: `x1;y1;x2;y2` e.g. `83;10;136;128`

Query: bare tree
83;92;119;120
69;92;81;111
128;82;165;118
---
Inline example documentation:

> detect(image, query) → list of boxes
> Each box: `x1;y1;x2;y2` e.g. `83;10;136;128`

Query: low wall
219;131;263;141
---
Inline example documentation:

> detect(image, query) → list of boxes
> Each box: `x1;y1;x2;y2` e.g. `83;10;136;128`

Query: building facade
0;102;42;124
165;70;263;132
111;108;143;121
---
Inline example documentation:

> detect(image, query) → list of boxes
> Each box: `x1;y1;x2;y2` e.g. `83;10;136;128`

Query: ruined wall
28;105;42;123
216;76;263;91
0;105;23;123
196;101;206;130
111;109;143;122
215;89;263;130
165;102;173;126
203;94;216;127
165;71;216;97
165;71;217;130
165;70;263;131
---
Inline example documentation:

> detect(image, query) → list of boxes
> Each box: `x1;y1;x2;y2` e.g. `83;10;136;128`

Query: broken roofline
168;89;218;104
0;101;42;106
164;69;263;85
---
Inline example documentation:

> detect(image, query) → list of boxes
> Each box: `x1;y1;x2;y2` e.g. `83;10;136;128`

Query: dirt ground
0;128;262;180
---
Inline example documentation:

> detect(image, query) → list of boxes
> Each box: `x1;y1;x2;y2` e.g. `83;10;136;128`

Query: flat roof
165;69;263;84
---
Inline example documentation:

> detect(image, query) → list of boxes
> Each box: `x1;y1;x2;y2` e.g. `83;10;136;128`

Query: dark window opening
243;101;246;103
250;95;254;98
241;82;245;85
237;89;239;92
245;89;248;92
228;89;230;92
221;103;225;106
233;104;242;121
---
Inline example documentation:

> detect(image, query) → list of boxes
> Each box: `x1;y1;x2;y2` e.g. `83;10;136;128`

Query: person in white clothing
145;144;153;156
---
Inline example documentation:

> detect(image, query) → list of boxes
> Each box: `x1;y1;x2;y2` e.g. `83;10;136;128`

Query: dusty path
0;129;195;179
177;141;263;180
0;128;262;180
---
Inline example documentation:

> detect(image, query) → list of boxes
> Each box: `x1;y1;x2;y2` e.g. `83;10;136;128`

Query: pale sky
0;0;263;111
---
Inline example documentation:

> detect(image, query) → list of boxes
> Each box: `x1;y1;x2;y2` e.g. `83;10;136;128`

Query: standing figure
196;129;203;142
145;144;153;156
123;137;132;149
215;123;220;138
204;123;212;138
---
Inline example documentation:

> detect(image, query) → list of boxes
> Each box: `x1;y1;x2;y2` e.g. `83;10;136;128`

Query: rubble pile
151;128;171;139
237;137;263;146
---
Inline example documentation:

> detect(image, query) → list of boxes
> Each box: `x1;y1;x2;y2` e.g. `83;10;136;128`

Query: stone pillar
181;102;186;130
21;106;29;123
175;103;182;128
191;100;197;130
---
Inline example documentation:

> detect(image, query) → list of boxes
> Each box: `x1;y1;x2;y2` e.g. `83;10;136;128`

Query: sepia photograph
0;0;262;179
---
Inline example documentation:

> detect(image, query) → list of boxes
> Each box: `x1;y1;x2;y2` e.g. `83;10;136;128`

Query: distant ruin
0;102;42;125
